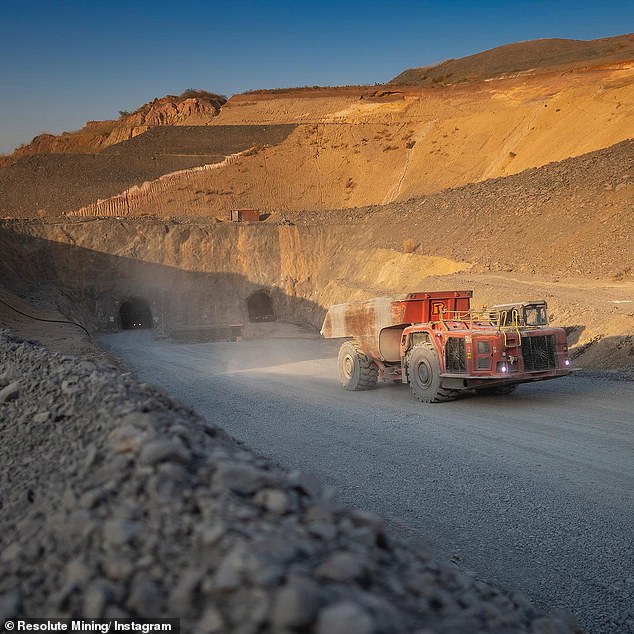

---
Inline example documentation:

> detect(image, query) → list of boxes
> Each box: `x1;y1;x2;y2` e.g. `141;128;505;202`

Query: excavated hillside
390;32;634;85
1;139;632;371
1;57;631;222
0;35;632;373
0;126;296;218
55;62;632;219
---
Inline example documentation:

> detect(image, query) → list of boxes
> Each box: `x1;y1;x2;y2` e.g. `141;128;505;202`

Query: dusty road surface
100;323;634;633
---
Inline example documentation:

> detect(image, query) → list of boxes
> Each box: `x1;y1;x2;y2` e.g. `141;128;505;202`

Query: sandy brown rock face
0;125;295;218
62;63;634;220
104;96;225;146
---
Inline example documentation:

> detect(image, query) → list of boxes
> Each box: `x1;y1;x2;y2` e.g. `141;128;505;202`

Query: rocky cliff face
103;94;226;146
0;94;226;167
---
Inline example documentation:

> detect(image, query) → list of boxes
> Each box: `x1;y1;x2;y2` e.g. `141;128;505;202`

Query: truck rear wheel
407;343;457;403
338;340;378;391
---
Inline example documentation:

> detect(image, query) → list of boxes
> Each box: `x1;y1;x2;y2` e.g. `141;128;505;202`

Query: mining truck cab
490;301;549;328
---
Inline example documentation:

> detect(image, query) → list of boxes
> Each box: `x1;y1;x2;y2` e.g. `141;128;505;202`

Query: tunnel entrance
119;298;153;329
247;291;276;322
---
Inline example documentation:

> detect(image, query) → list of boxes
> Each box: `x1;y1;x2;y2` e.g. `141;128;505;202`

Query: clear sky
1;0;632;154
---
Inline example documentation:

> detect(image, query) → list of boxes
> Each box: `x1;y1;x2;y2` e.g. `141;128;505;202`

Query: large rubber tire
338;340;378;391
407;343;458;403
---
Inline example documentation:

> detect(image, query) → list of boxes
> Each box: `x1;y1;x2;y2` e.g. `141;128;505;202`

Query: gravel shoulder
99;324;634;633
1;327;585;633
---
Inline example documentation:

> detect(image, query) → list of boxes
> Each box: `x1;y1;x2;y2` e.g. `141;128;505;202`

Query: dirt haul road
100;323;634;634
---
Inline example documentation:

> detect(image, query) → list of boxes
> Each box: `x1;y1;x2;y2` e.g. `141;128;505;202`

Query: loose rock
139;438;191;466
317;601;375;634
0;380;20;403
0;330;582;633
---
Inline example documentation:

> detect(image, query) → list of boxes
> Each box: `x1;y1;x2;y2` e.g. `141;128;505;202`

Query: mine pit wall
3;219;633;369
0;220;355;333
0;218;470;337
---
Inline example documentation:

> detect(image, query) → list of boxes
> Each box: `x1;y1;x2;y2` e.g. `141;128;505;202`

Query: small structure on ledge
230;209;260;222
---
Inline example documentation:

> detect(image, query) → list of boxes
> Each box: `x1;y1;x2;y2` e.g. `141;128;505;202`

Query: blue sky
1;0;632;154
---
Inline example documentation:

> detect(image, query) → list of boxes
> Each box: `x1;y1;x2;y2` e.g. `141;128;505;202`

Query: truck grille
522;335;556;371
445;337;466;373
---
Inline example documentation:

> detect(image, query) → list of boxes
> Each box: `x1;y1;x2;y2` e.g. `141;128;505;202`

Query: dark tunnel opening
119;298;153;329
247;290;276;322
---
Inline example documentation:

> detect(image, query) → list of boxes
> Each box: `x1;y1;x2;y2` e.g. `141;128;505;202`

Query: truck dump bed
321;291;472;361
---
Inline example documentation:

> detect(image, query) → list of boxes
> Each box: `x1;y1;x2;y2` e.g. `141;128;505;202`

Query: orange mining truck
321;290;571;402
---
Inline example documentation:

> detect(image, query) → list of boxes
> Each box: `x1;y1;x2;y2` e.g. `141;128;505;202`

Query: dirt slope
0;126;296;218
65;62;634;220
0;154;225;219
0;286;92;355
391;32;634;85
57;138;634;285
61;137;634;282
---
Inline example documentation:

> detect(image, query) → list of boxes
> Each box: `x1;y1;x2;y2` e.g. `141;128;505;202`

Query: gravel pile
0;330;581;633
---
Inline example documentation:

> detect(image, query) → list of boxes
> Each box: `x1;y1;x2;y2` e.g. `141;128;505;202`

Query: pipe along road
100;323;634;633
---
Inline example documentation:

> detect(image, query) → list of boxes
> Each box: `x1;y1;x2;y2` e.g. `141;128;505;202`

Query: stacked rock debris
0;330;581;633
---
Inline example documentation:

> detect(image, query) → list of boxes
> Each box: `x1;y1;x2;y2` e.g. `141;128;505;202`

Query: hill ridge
0;92;226;167
390;32;634;86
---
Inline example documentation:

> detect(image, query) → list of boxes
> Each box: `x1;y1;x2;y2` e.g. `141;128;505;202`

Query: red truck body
321;290;571;402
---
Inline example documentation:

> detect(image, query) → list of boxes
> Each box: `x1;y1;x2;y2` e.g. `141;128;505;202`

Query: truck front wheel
407;343;457;403
338;340;378;391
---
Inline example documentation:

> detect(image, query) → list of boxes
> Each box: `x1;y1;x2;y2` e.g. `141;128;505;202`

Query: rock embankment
0;331;580;633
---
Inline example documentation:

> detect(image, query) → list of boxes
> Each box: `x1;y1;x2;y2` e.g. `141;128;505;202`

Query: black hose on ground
0;297;91;337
